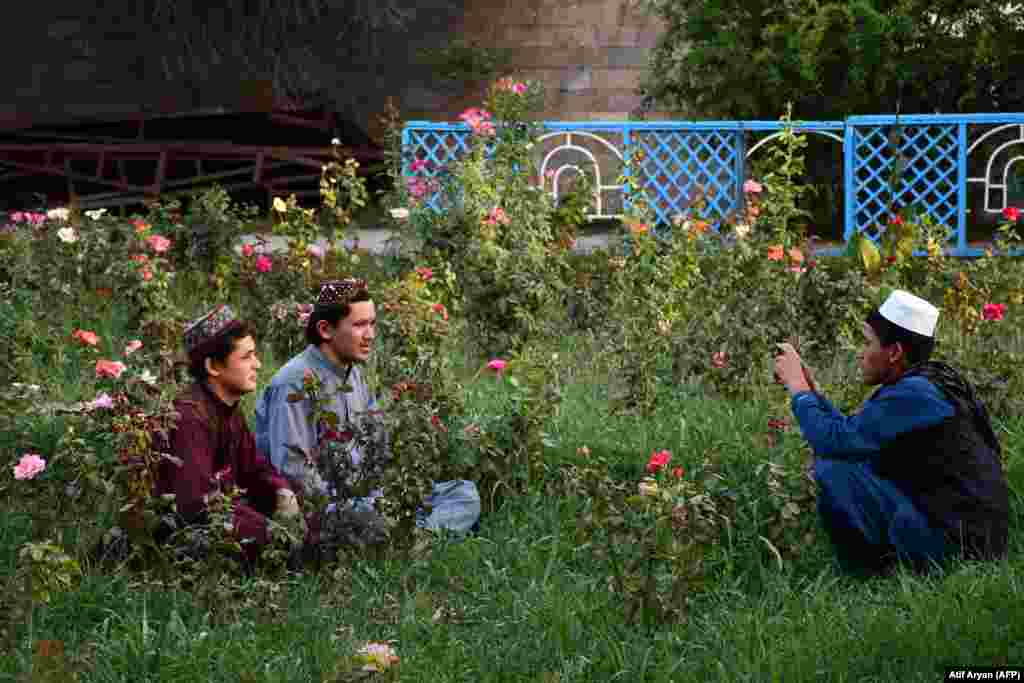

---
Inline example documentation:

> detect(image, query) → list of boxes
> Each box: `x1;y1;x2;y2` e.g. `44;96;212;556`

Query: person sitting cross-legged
773;290;1009;574
155;305;306;565
255;278;481;545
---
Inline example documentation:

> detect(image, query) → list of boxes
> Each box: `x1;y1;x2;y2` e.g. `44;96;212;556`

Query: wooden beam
65;159;76;202
152;150;167;194
253;151;265;183
0;160;143;192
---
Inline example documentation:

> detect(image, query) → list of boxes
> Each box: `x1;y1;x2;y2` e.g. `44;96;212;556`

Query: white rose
137;369;158;386
734;222;751;239
84;208;107;220
331;137;341;146
389;208;410;220
272;197;287;213
47;208;70;222
57;227;78;243
638;480;659;497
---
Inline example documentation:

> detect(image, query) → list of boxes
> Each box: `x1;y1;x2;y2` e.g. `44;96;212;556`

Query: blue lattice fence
404;114;1024;256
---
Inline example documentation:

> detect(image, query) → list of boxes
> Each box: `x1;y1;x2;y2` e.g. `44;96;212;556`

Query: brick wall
400;0;667;123
1;1;670;136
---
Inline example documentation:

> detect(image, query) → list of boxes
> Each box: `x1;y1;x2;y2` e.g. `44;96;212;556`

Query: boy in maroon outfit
156;304;302;563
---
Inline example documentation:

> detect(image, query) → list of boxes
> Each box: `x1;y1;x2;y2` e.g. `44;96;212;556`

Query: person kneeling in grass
156;305;306;565
773;290;1008;574
255;278;481;544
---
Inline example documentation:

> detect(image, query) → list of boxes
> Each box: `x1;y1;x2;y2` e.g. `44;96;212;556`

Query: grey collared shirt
254;345;376;495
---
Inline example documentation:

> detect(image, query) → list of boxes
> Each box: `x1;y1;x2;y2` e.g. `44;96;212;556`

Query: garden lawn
3;356;1023;682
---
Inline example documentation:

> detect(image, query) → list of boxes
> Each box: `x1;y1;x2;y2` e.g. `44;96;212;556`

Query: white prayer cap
878;290;939;338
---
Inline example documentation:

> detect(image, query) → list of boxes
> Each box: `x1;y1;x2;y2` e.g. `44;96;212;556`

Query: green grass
3;333;1023;681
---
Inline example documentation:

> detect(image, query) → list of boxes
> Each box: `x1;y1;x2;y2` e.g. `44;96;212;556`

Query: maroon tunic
156;382;293;561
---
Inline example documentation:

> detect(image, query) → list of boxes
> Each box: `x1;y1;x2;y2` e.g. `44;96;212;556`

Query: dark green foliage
640;0;1024;119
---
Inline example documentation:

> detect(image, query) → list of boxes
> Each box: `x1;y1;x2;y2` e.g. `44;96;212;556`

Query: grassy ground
3;319;1023;681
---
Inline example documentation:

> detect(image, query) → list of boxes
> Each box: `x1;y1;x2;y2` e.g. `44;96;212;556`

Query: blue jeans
348;479;481;535
813;459;950;573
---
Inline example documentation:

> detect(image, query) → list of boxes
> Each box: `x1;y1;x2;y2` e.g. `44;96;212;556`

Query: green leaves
847;231;881;276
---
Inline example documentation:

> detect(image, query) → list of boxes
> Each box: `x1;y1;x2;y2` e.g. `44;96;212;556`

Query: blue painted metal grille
404;127;472;211
403;114;1024;256
849;123;959;242
633;130;742;226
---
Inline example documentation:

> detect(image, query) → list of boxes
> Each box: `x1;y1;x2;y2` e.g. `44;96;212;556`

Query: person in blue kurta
774;290;1008;574
255;278;481;543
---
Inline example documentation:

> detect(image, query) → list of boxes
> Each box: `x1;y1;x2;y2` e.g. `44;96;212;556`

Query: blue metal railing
403;114;1024;257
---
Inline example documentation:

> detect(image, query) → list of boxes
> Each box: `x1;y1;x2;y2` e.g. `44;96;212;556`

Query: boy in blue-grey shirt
255;279;480;540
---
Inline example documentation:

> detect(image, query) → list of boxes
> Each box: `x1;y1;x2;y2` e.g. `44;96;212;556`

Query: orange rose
767;245;785;261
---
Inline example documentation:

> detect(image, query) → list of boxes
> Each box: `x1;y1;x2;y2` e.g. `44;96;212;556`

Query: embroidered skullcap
315;278;368;310
184;304;244;364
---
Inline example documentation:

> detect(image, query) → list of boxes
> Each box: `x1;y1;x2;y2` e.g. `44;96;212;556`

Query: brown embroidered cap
315;278;368;310
184;304;244;365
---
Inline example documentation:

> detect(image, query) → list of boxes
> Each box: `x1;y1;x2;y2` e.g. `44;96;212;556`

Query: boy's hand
774;343;812;395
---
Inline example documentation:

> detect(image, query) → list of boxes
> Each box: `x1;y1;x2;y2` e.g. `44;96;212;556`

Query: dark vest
874;363;1009;559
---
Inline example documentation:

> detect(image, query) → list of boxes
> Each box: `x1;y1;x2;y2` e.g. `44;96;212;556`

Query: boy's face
859;322;901;386
321;300;377;365
207;335;261;402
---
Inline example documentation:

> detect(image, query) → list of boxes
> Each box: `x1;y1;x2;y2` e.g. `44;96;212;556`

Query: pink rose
72;329;100;347
711;351;729;369
87;392;115;411
307;244;325;259
483;207;511;227
14;453;46;480
410;159;429;173
982;303;1007;321
646;449;672;473
459;107;495;136
141;269;153;282
146;234;172;253
124;340;143;355
407;177;429;199
255;255;273;273
415;266;434;281
486;359;507;372
242;243;255;258
10;212;46;226
95;359;127;379
743;179;763;194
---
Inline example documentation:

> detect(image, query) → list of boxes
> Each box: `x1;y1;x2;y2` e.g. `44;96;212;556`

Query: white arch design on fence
966;124;1024;214
745;130;843;158
536;130;625;219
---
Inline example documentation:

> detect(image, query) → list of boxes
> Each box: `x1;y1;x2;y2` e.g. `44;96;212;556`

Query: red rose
982;303;1007;321
646;449;672;473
